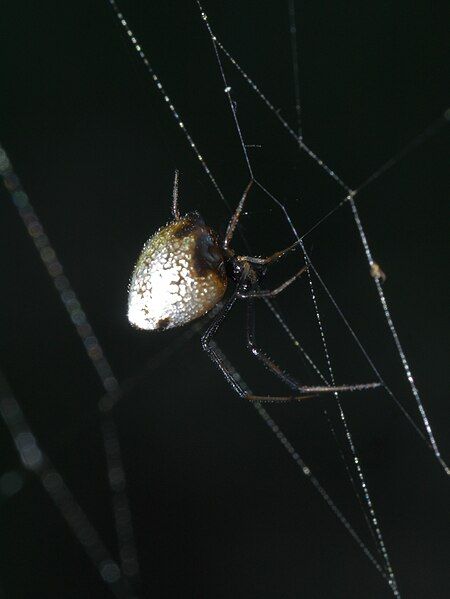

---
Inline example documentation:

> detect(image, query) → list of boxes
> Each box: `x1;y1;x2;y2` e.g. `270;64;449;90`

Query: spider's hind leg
202;271;381;403
245;299;381;402
201;266;250;399
246;298;303;390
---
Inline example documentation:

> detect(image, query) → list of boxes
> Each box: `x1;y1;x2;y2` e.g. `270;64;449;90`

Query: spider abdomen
128;213;227;330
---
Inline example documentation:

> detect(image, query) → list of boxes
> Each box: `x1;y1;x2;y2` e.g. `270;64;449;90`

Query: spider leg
246;395;317;402
201;265;250;399
239;266;307;299
223;180;253;249
245;299;381;401
202;269;381;402
246;298;305;388
246;383;381;402
171;170;180;220
239;238;302;265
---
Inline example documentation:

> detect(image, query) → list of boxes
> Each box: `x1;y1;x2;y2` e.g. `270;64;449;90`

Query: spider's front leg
238;265;307;299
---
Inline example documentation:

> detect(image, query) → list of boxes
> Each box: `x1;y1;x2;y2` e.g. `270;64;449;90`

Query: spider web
1;1;448;597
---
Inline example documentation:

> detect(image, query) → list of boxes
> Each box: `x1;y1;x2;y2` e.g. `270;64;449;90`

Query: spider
128;172;380;401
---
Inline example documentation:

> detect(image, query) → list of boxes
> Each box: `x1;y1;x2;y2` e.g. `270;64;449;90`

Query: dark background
1;1;449;598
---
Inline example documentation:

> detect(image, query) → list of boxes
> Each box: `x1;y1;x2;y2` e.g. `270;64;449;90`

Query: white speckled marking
128;217;227;330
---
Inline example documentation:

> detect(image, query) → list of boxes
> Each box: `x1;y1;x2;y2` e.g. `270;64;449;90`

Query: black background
1;1;449;598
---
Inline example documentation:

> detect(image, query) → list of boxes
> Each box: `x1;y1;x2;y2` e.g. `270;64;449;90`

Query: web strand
213;37;353;193
0;371;134;599
297;113;448;243
1;2;445;596
215;31;449;202
104;0;411;590
353;114;449;196
195;2;399;591
257;180;441;470
208;341;391;587
107;0;230;210
349;198;449;475
301;248;397;589
0;145;142;590
113;0;388;575
197;3;254;180
201;16;447;473
256;183;399;591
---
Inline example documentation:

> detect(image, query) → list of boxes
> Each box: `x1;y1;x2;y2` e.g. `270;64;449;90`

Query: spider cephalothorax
128;172;380;401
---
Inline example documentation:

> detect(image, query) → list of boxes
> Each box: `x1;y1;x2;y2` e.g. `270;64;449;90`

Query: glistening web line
215;32;448;237
299;243;397;589
295;113;449;244
253;188;399;587
0;144;141;590
202;13;448;473
107;0;401;591
107;0;229;211
349;197;449;475
196;3;399;591
208;341;390;588
256;180;444;465
0;370;133;599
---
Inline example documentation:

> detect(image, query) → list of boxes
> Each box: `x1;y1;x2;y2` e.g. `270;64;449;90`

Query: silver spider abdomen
128;213;227;330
